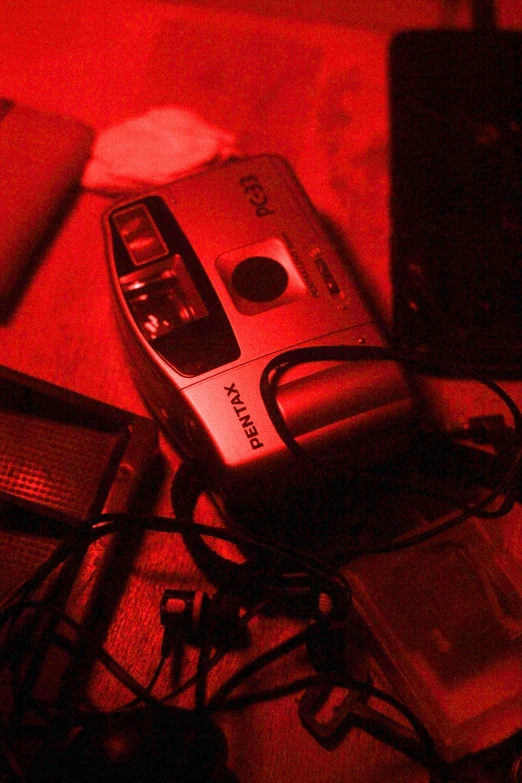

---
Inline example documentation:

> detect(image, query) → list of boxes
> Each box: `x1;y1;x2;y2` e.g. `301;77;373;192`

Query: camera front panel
106;155;374;384
104;156;411;501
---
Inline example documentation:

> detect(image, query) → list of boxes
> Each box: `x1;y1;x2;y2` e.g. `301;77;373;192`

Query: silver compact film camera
104;155;412;506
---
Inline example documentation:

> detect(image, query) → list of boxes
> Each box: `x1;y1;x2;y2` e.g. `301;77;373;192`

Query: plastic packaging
346;519;522;761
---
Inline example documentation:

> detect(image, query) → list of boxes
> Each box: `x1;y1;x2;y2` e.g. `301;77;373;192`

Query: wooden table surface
1;2;522;781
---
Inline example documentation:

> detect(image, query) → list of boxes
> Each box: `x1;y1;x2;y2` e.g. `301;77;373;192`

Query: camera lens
231;256;289;303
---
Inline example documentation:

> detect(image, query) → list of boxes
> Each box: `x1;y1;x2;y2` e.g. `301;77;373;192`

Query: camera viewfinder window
113;204;169;267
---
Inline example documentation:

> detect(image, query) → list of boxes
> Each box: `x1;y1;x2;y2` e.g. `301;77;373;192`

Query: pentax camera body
104;155;412;506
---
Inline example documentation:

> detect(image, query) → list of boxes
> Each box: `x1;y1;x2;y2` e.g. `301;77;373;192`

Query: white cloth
82;106;239;194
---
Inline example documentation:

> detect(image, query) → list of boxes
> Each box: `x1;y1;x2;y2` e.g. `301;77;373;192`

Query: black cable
207;625;312;712
1;602;162;709
144;655;168;696
350;477;516;521
0;526;88;616
2;501;334;728
2;343;521;779
170;460;244;590
211;673;321;712
207;632;448;777
158;597;273;707
3;598;445;781
0;502;350;632
169;459;351;597
194;590;222;714
259;345;522;558
210;653;449;779
214;669;434;752
3;592;282;719
11;370;514;625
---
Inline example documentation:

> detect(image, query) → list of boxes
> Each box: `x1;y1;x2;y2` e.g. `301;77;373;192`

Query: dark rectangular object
0;100;94;312
390;30;522;375
0;365;158;598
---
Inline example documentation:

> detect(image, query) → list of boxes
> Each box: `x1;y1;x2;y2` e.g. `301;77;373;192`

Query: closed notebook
0;99;94;309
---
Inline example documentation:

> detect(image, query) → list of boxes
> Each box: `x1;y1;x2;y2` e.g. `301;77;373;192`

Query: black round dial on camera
231;256;289;303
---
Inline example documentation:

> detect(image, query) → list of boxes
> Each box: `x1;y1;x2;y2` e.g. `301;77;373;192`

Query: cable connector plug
160;589;209;655
160;589;210;682
160;588;248;668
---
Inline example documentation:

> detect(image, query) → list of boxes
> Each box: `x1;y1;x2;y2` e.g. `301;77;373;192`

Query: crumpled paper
82;106;239;194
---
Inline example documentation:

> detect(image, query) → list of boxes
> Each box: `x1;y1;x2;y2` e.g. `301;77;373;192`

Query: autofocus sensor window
231;257;288;303
216;237;309;315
